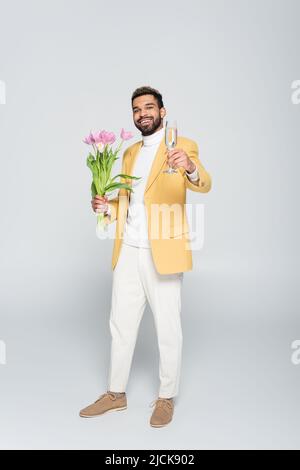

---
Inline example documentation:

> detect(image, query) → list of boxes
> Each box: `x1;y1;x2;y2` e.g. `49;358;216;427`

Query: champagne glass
163;119;178;174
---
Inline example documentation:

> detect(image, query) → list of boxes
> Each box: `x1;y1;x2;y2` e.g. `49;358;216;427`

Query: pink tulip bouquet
84;128;140;236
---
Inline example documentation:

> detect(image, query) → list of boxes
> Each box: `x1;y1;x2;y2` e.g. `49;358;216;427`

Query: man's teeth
141;119;151;124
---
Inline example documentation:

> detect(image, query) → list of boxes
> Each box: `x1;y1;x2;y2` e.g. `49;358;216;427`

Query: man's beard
135;115;163;136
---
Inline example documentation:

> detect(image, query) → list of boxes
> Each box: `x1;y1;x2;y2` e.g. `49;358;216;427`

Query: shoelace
149;398;173;409
95;392;118;403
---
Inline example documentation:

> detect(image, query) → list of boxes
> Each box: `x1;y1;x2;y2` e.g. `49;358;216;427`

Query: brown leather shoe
79;391;127;418
149;397;174;427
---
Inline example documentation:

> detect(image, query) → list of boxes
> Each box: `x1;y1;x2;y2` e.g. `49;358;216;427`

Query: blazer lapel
127;136;167;195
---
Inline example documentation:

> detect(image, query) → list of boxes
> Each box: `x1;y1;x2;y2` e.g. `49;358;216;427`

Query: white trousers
107;242;184;398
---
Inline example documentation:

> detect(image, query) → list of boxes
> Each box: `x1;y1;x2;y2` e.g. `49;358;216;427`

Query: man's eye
133;107;153;112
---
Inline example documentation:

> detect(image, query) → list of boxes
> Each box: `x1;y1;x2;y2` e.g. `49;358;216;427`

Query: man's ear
160;107;166;119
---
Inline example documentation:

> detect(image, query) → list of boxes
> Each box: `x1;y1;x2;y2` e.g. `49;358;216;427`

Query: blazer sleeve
183;140;212;193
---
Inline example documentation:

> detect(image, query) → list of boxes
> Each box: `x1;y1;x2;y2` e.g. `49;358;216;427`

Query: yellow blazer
104;135;212;274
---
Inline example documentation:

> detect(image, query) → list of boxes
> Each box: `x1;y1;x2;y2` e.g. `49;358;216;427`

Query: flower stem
96;211;108;237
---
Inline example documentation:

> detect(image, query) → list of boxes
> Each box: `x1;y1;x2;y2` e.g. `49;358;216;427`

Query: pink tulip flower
83;132;96;145
120;128;134;141
98;130;116;145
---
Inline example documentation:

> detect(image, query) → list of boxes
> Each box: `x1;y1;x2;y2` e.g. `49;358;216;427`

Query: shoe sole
150;421;172;428
79;406;127;418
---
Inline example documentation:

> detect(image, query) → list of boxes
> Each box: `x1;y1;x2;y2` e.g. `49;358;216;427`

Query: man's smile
139;118;152;125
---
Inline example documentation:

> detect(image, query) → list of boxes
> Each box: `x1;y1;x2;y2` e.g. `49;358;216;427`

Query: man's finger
166;149;181;156
167;154;184;165
168;153;182;160
168;156;185;168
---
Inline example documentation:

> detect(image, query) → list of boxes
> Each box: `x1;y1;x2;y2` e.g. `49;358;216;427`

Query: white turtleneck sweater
107;126;199;248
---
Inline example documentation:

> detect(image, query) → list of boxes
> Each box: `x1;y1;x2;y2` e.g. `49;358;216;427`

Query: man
80;86;212;427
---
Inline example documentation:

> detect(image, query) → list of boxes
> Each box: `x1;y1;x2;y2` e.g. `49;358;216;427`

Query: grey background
0;0;299;450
